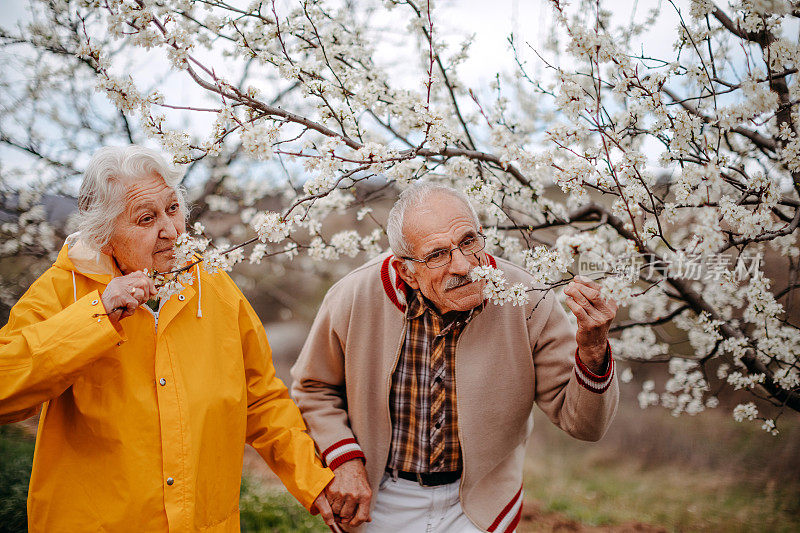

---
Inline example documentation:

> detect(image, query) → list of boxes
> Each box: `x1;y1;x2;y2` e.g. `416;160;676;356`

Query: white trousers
364;474;485;533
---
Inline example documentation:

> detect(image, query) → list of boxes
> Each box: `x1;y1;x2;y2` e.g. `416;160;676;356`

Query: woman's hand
101;271;158;324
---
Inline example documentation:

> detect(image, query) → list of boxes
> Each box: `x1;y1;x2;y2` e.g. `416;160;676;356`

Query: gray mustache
445;275;473;290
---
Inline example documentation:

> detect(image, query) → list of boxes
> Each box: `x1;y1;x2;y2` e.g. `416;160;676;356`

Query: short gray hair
386;182;479;259
77;145;186;249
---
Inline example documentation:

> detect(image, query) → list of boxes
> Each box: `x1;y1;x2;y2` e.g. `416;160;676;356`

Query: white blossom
251;212;290;243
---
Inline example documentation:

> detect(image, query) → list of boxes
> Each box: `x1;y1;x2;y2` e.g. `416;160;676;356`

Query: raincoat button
91;299;98;306
178;295;185;301
159;378;166;386
166;477;174;486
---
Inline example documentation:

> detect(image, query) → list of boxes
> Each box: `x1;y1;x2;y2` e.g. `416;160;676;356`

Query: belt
387;469;462;487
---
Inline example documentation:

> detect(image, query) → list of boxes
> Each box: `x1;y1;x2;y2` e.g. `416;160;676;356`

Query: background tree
1;0;799;434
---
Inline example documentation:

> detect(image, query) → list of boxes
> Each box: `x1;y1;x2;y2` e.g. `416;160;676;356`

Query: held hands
323;459;372;529
101;271;158;324
310;493;336;529
563;276;618;374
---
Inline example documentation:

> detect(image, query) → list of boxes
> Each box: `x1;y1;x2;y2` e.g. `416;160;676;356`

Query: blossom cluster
469;266;529;307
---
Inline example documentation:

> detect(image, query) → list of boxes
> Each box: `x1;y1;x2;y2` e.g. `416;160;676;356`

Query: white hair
386;182;480;263
77;145;187;249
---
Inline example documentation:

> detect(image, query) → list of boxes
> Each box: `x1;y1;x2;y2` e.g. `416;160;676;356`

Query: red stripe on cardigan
327;450;366;471
322;437;359;458
575;342;613;382
488;487;522;531
321;438;365;470
505;506;522;533
574;342;614;393
380;256;405;312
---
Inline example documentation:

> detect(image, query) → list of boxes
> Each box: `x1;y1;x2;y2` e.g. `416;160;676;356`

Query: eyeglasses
402;233;486;269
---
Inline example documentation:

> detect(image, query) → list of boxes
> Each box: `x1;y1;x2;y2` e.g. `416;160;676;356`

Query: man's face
394;194;486;314
102;172;186;274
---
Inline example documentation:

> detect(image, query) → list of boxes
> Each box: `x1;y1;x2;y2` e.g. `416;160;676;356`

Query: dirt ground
517;504;666;533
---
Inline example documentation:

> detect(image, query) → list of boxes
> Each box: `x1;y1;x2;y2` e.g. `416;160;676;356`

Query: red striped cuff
574;343;614;393
322;438;366;470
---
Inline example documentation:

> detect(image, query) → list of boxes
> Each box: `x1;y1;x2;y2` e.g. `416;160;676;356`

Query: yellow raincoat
0;236;333;532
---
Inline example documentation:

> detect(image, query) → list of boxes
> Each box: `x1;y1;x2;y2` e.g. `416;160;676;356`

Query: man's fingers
573;275;602;291
570;278;618;312
564;289;603;320
328;496;344;516
564;287;593;311
566;281;600;304
565;282;617;323
338;498;357;522
565;296;591;324
348;500;371;527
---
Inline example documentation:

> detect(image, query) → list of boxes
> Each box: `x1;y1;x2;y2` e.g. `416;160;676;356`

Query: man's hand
101;271;158;324
563;276;618;374
310;492;336;529
325;459;372;528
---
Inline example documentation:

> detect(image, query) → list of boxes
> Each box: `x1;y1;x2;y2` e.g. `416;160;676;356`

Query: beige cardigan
291;253;618;532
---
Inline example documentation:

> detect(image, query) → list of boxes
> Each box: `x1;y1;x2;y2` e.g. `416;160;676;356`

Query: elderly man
0;145;335;531
291;183;619;532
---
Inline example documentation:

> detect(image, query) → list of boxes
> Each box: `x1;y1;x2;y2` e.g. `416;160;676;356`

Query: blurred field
519;403;800;532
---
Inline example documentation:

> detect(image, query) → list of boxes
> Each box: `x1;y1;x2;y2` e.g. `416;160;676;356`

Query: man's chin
444;288;484;312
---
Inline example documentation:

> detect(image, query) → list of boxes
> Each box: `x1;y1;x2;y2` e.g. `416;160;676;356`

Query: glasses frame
401;232;486;269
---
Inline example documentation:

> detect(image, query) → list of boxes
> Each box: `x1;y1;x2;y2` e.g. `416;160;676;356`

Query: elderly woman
0;145;335;531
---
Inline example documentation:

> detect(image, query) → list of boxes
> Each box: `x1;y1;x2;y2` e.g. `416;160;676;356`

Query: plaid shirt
386;289;482;473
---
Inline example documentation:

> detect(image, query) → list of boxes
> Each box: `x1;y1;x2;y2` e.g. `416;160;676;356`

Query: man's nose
449;247;472;275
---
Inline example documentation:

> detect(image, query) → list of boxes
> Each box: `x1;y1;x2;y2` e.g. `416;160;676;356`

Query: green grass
239;476;328;533
521;407;800;532
0;425;35;533
524;455;800;532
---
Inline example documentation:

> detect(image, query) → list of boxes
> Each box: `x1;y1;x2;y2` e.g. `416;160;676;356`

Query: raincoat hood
54;232;118;284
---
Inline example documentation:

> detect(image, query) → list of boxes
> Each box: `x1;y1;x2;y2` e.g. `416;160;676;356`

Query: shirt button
178;295;185;301
91;299;98;306
166;477;174;486
159;378;167;386
117;341;123;346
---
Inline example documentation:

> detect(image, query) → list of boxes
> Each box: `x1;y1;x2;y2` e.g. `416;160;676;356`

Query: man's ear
391;256;420;290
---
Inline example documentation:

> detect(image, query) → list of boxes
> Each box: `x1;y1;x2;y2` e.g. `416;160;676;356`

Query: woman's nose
159;217;179;240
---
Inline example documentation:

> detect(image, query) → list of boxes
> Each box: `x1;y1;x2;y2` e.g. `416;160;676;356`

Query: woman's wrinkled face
102;172;186;274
